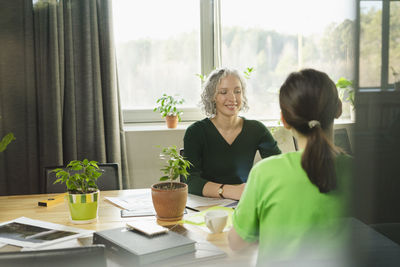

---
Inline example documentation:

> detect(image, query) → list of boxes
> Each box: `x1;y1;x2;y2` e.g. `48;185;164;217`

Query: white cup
204;210;228;233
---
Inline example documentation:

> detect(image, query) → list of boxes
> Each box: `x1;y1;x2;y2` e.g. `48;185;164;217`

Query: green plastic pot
67;190;99;224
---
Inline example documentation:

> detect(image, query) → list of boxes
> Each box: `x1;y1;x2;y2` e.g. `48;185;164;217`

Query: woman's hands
202;182;246;200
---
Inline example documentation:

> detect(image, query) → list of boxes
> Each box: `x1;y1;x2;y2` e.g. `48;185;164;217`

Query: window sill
123;118;355;132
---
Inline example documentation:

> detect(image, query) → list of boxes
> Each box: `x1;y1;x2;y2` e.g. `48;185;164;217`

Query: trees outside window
113;0;357;122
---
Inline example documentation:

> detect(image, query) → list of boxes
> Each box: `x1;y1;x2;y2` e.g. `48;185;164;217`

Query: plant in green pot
153;94;184;129
52;159;103;224
151;146;192;221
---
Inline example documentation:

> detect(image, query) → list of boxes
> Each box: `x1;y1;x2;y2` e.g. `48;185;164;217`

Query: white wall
125;122;354;189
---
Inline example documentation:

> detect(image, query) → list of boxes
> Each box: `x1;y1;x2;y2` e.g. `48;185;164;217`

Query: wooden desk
0;189;258;266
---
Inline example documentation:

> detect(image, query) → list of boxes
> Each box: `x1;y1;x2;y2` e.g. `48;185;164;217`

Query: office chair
44;163;120;193
0;245;107;267
292;128;352;155
292;136;299;151
334;128;353;155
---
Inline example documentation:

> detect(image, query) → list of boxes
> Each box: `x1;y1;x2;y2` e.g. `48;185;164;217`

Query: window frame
121;0;362;123
122;0;219;123
356;0;399;91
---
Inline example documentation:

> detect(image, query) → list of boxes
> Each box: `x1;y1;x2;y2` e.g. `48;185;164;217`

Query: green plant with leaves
196;67;255;83
269;120;281;137
153;94;184;121
391;66;400;90
0;133;15;152
52;159;103;194
243;67;254;79
336;77;355;109
159;146;192;189
195;73;206;83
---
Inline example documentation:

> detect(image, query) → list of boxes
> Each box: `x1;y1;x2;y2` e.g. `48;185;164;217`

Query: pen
185;206;200;212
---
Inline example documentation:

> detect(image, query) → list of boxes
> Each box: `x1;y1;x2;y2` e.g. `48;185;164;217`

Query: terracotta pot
151;182;188;221
165;115;178;128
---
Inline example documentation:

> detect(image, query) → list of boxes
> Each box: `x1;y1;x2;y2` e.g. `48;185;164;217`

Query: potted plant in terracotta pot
52;159;103;224
153;94;184;128
151;146;192;221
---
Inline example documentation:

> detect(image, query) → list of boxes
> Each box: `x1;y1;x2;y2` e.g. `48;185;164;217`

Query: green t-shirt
232;151;352;264
183;118;281;196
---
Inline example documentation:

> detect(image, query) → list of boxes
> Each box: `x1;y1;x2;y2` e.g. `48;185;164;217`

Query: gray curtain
0;0;39;194
0;0;130;195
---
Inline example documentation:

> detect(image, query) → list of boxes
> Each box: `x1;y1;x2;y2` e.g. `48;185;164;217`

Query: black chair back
292;128;352;155
44;163;120;193
334;128;353;155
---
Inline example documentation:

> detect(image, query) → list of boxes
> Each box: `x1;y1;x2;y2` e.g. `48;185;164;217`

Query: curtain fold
0;0;39;194
0;0;129;195
34;0;130;190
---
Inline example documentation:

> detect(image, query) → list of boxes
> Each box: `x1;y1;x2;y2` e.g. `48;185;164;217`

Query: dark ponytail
280;69;342;193
302;125;337;193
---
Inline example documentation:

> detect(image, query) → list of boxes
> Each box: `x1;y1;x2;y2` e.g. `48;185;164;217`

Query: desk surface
0;189;258;266
2;190;400;267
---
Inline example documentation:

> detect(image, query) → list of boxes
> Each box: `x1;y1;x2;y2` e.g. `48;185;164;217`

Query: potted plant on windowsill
52;159;103;224
336;77;355;121
151;146;192;221
153;94;184;128
391;66;400;91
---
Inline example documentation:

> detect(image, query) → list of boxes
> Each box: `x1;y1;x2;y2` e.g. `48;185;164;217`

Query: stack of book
93;226;196;265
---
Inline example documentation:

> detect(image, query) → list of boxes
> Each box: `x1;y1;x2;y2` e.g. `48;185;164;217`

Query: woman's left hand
223;183;246;200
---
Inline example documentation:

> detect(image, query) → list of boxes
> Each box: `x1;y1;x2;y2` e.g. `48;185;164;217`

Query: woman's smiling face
214;75;243;118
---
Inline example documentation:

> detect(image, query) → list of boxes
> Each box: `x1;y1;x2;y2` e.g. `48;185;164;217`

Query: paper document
105;189;155;213
105;189;237;213
0;217;93;249
187;194;237;208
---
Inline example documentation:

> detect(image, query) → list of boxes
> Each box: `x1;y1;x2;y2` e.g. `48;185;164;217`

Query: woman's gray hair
200;67;249;117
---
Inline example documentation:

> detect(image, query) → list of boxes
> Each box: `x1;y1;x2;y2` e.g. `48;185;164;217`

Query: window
113;0;356;123
357;0;400;90
220;0;356;120
112;0;201;122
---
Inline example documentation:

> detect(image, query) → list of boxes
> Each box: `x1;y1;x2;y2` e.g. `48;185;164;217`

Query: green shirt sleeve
232;163;262;242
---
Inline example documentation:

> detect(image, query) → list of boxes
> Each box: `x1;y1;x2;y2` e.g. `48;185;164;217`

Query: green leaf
54;178;63;184
160;176;169;181
55;170;68;177
72;164;82;171
0;133;15;152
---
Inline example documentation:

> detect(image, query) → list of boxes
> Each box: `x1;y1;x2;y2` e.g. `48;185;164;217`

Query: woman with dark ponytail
228;69;352;264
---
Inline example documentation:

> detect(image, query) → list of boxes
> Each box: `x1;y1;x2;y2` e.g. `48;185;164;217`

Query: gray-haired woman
183;67;281;200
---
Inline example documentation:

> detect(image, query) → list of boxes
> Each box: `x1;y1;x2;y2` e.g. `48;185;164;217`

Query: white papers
105;189;238;213
0;217;93;249
186;194;237;209
105;189;156;213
